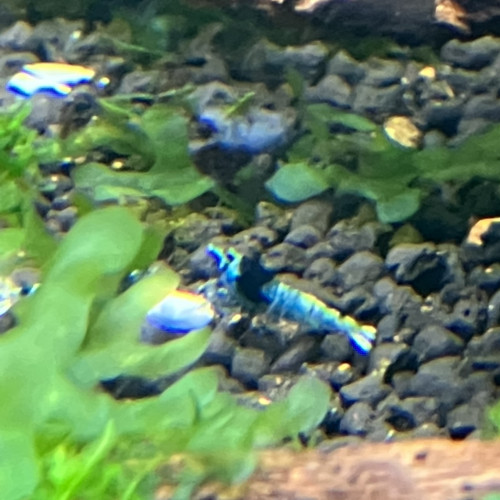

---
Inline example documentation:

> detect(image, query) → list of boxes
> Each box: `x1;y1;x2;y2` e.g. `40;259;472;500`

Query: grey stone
468;264;500;293
26;18;84;61
375;314;401;342
352;83;404;117
0;311;15;334
443;292;487;341
230;226;279;249
173;213;223;251
322;396;345;435
284;225;322;249
254;201;290;234
462;94;500;122
258;373;297;396
320;332;353;363
202;206;243;235
25;94;65;132
440;66;483;95
368;342;412;375
335;251;384;291
441;36;500;70
361;58;404;87
49;206;78;232
192;56;230;84
446;402;484;439
339;401;375;436
305;74;352;108
51;194;72;211
271;336;321;373
379;394;440;431
304;257;337;286
117;70;161;94
329;362;357;390
487;291;500;330
418;98;464;135
241;313;300;354
290;200;333;234
392;371;415;399
407;357;493;412
39;174;73;200
412;325;464;363
239;39;328;85
327;50;366;85
0;52;38;78
0;21;33;50
231;347;271;388
333;286;378;320
202;327;237;367
305;242;336;262
340;374;391;407
188;81;236;115
64;32;116;62
454;117;493;144
464;327;500;370
373;277;423;318
261;242;307;273
187;243;221;281
385;243;455;296
327;220;380;261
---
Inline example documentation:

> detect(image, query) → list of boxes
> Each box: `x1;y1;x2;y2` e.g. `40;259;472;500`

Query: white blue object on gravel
205;243;377;355
146;289;215;334
7;62;109;97
199;106;291;153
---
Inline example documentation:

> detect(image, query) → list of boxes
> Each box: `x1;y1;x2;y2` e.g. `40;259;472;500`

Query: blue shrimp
205;244;377;355
261;280;376;355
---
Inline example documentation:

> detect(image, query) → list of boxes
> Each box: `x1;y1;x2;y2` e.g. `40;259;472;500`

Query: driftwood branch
156;438;500;500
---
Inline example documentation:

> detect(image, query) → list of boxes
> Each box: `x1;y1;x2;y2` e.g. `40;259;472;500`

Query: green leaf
74;327;211;382
265;162;333;203
0;429;39;500
253;377;331;447
375;189;422;223
0;228;24;256
70;104;215;206
306;103;377;133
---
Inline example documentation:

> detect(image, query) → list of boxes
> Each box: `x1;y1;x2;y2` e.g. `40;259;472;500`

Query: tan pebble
383;116;422;149
466;217;500;246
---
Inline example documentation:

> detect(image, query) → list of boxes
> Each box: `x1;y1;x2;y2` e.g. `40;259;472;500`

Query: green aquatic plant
1;205;330;499
0;101;59;273
0;101;38;216
67;101;214;206
266;103;500;223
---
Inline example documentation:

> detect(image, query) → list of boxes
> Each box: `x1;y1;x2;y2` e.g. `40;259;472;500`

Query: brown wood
157;438;500;500
241;439;500;500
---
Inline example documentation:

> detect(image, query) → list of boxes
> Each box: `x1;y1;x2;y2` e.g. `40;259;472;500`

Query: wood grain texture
159;439;500;500
243;439;500;500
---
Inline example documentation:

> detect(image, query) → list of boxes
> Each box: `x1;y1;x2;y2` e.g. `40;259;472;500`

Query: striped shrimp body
205;244;377;354
261;280;376;355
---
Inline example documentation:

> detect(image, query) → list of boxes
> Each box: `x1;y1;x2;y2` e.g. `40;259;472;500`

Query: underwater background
1;0;500;498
